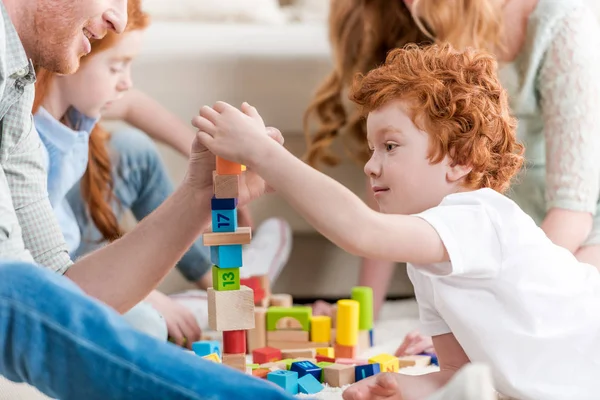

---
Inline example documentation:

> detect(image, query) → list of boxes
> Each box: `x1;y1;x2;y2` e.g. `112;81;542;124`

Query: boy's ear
446;163;472;183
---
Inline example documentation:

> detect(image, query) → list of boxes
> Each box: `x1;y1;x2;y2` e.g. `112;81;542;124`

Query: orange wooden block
253;368;271;379
334;343;357;359
216;157;243;175
203;227;252;246
213;172;240;199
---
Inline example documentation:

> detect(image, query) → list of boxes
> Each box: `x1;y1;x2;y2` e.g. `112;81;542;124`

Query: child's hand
146;290;202;349
191;101;272;168
395;329;435;356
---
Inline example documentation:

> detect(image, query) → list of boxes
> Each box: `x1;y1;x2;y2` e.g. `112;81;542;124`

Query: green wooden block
212;265;240;291
316;362;334;382
266;306;312;331
247;363;260;370
351;286;374;331
281;359;295;370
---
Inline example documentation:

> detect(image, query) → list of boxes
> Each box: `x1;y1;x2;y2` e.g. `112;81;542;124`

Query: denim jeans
0;260;295;400
66;128;212;282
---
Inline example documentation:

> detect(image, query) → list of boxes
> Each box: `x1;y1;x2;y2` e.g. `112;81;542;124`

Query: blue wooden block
290;360;321;381
191;340;221;357
211;196;237;210
355;363;380;382
210;245;243;268
369;329;374;347
267;370;298;395
420;352;438;366
211;209;237;233
298;374;323;395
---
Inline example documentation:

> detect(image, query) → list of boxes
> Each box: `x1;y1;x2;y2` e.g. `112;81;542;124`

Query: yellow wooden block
316;347;335;358
310;316;331;343
202;353;222;363
203;227;252;246
336;300;359;346
369;354;399;373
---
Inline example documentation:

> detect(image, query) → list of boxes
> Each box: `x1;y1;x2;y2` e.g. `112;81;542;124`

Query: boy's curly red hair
350;44;524;193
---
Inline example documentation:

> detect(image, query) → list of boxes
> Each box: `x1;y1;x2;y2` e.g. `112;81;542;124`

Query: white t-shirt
408;188;600;400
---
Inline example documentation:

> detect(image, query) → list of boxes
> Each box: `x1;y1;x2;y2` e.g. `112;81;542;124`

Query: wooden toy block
281;358;295;370
351;286;374;331
293;357;317;364
316;361;334;382
398;355;431;368
247;307;267;353
253;368;271;379
240;277;266;304
208;286;255;331
270;293;293;307
267;370;299;395
336;358;368;366
334;343;358;359
216;156;243;175
310;316;331;343
290;360;321;381
202;353;222;363
212;265;240;291
213;172;240;199
204;227;251;246
248;363;260;370
222;353;246;372
420;352;439;366
210;244;243;268
258;274;271;298
369;354;400;373
298;374;324;395
316;347;335;358
266;307;311;331
358;330;371;353
316;355;336;363
267;330;309;343
355;363;380;381
211;196;237;210
267;341;329;350
211;209;237;233
323;364;355;387
281;348;316;359
275;317;303;330
252;347;282;364
192;340;221;357
336;299;359;346
223;330;246;354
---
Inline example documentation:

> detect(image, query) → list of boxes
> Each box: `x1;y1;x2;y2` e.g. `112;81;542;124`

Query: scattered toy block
369;354;400;373
275;317;303;330
223;330;246;354
267;330;309;343
211;197;238;210
310;316;331;343
247;363;260;370
268;341;329;350
213;172;240;199
316;347;335;358
247;307;267;353
216;156;243;175
210;244;243;268
293;357;318;364
420;352;438;366
351;287;374;331
336;300;359;346
252;347;282;364
208;286;255;331
212;265;240;291
358;330;371;353
398;355;431;368
335;358;367;366
267;370;298;395
266;307;312;331
203;227;251;247
222;353;247;372
323;364;355;387
192;340;221;357
211;209;237;233
281;358;295;370
316;355;336;364
253;368;271;379
334;343;358;359
270;293;293;307
316;361;334;381
355;363;380;381
201;353;222;363
291;360;321;381
281;348;316;359
298;374;324;395
240;276;266;304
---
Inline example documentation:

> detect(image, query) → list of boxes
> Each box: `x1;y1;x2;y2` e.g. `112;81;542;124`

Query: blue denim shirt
35;107;98;254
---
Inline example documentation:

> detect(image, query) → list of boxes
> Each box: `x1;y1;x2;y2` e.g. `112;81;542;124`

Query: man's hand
145;290;202;349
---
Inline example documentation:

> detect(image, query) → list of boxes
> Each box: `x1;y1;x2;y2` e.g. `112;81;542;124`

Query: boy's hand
191;101;273;168
146;290;202;349
395;330;435;357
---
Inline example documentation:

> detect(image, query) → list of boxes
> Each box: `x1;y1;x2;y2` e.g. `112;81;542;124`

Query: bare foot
395;330;435;356
342;373;403;400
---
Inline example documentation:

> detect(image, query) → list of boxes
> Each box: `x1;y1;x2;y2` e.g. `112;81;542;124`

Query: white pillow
142;0;287;24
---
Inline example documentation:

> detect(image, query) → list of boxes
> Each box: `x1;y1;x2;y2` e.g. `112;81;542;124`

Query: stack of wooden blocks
203;156;254;372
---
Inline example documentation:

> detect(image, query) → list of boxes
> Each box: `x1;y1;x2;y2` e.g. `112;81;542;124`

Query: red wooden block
216;157;243;175
252;346;282;364
316;355;336;363
241;277;266;303
335;343;358;359
223;330;246;354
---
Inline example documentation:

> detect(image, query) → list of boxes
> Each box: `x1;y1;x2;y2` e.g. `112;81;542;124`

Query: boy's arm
103;89;195;156
253;141;449;266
